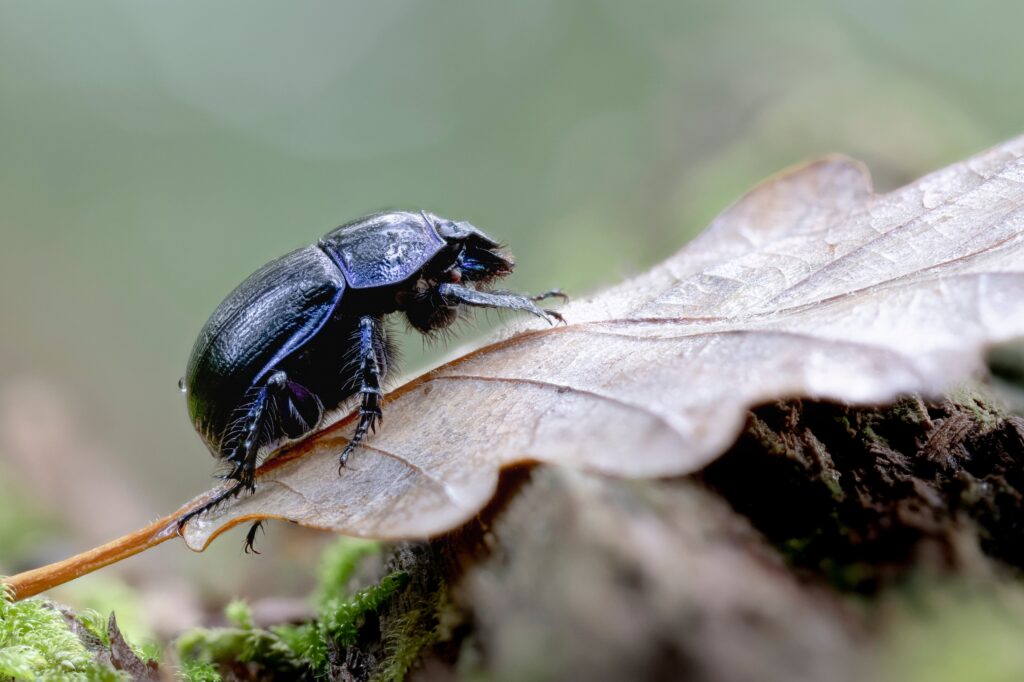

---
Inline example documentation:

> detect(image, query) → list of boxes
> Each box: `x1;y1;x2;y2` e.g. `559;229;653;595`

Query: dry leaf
181;138;1024;549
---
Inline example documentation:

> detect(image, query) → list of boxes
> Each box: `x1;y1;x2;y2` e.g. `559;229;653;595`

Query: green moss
374;582;458;682
0;538;413;680
77;608;112;648
223;599;253;630
139;640;163;666
888;395;931;427
321;571;409;646
946;387;1003;432
176;539;407;679
57;575;156;657
316;537;380;605
178;657;221;682
0;585;125;680
176;616;307;676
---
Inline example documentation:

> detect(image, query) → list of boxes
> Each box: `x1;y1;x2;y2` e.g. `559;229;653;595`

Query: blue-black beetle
179;211;564;527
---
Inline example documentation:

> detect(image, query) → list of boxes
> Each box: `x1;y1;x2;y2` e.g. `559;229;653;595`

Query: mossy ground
1;539;416;681
0;584;144;681
6;389;1024;681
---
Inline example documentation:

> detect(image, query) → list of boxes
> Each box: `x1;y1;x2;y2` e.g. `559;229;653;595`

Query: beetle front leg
529;288;569;303
437;283;566;324
339;315;385;470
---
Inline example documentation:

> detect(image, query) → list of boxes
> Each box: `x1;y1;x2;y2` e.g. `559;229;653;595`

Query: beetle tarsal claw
544;310;567;326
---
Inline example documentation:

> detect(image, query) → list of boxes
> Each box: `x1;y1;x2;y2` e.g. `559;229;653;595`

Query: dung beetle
179;211;564;527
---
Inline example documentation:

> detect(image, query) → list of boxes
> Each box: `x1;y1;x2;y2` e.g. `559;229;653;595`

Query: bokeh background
2;0;1023;633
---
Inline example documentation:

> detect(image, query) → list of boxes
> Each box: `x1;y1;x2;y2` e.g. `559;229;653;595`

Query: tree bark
341;389;1024;682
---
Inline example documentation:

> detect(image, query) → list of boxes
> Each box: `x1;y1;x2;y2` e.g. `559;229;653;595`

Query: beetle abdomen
184;246;346;453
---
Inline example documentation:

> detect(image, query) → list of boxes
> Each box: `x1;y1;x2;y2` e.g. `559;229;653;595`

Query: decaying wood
334;390;1024;682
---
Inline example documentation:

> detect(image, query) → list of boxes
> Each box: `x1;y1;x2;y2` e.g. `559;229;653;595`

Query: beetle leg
243;520;265;554
339;315;385;471
224;369;316;492
437;283;566;325
176;479;249;530
179;370;310;529
224;372;285;491
529;288;569;303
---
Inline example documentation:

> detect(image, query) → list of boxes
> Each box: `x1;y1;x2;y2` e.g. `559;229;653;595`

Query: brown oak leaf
180;138;1024;549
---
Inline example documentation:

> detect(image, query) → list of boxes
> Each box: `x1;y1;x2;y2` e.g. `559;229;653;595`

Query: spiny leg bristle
176;481;248;530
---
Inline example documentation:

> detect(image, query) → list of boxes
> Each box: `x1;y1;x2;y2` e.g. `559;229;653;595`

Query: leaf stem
2;515;181;601
0;481;250;602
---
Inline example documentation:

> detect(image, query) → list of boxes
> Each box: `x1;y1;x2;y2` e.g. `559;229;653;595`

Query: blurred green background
1;0;1022;624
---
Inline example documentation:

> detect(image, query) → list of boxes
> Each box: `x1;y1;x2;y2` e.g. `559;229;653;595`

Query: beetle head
400;212;517;334
422;212;514;284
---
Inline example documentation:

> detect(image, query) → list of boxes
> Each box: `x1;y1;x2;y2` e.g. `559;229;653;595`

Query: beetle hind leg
338;315;387;471
176;479;248;530
225;370;322;492
223;376;278;492
178;370;322;533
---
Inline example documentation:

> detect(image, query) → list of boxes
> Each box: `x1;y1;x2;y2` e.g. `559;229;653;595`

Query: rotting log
335;388;1024;682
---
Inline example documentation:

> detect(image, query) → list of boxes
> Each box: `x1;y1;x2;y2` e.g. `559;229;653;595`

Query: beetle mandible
179;211;565;525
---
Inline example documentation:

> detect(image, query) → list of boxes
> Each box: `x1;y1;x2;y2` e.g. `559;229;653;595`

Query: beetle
178;210;564;529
